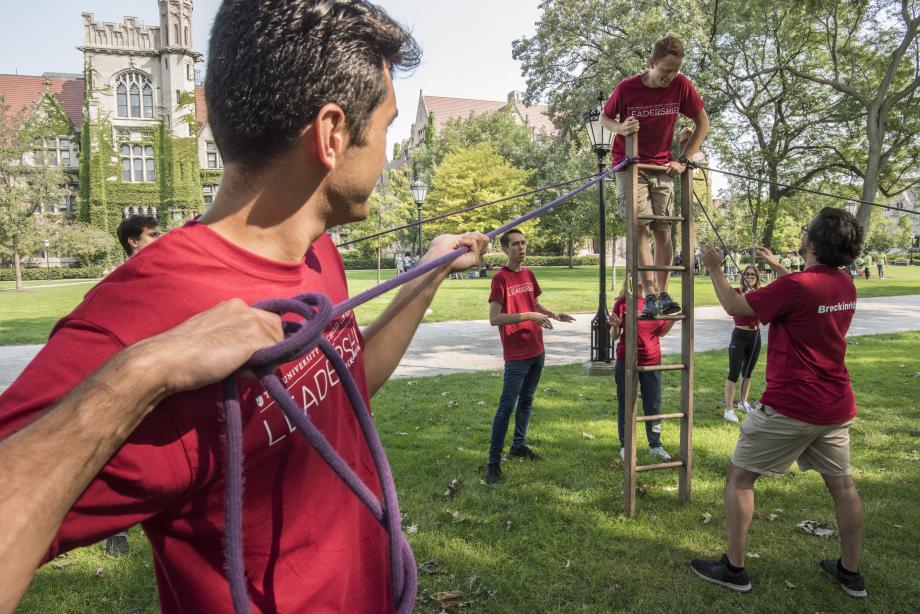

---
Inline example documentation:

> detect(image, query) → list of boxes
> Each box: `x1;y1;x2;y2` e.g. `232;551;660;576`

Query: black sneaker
819;559;867;598
105;533;130;557
659;291;681;315
690;555;752;592
508;444;544;461
484;462;502;484
639;295;660;319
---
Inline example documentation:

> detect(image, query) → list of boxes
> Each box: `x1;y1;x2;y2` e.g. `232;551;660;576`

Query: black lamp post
585;93;614;363
411;178;428;257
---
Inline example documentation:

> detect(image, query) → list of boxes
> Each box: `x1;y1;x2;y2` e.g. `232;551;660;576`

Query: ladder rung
636;460;685;473
637;215;685;222
636;363;685;372
636;163;671;173
636;412;685;422
650;314;685;321
637;265;687;272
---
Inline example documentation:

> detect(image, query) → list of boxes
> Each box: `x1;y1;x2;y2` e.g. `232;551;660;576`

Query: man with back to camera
484;228;575;484
116;214;160;257
0;2;489;612
691;208;868;598
602;34;709;319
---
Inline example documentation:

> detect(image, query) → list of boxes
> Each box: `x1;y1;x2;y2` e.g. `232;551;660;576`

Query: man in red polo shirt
0;2;488;612
484;228;575;484
602;34;709;319
691;208;867;598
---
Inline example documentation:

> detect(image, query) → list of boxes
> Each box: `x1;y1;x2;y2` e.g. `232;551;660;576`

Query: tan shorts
731;403;853;477
615;171;675;231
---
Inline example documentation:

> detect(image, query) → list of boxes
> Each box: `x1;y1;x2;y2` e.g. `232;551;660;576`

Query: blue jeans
615;360;662;449
488;353;545;463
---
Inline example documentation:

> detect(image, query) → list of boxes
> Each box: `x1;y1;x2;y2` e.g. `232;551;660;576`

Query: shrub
0;266;104;281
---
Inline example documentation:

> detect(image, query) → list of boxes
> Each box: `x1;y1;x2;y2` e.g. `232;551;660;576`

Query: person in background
722;266;762;424
608;279;676;463
876;251;886;279
862;251;872;280
116;215;160;257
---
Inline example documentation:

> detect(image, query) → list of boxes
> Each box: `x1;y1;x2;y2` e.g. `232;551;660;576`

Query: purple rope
219;164;626;613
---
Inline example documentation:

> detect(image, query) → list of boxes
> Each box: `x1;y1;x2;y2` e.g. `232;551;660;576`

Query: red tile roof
0;74;85;131
420;95;556;138
195;85;207;129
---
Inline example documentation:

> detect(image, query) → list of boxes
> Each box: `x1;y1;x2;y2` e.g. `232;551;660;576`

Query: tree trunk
858;126;883;232
567;238;574;268
13;237;23;291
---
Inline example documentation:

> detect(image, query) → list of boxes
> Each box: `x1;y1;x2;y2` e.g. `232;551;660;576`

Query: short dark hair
651;35;685;61
117;215;159;256
500;229;524;248
205;0;421;169
806;207;863;267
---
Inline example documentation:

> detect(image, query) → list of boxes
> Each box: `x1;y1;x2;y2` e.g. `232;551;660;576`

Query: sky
0;0;543;159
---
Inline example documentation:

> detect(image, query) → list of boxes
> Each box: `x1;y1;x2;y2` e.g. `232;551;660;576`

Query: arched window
114;71;154;118
117;83;128;116
184;26;189;47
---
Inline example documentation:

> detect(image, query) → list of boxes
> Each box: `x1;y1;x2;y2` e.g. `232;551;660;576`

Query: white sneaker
724;408;739;423
737;401;752;414
649;447;672;461
620;447;625;460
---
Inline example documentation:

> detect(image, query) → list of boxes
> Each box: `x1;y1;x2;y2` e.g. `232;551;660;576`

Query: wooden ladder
621;133;695;517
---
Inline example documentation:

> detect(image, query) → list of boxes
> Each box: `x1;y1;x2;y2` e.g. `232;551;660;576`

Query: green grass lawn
17;332;920;613
3;265;920;345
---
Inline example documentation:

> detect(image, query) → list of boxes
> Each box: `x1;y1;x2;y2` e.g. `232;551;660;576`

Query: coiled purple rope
219;163;625;613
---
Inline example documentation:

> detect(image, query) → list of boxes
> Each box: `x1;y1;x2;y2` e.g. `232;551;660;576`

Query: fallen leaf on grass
506;520;513;532
796;520;838;538
50;559;72;569
748;553;760;559
785;580;797;589
417;559;447;575
405;524;419;535
702;512;712;524
434;590;464;609
443;478;463;498
441;392;449;396
564;559;572;568
477;400;486;406
94;567;106;577
446;400;458;408
541;387;560;393
637;484;650;497
582;432;595;440
395;432;409;436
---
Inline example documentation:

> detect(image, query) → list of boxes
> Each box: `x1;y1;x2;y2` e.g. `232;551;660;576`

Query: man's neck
199;163;329;264
803;251;820;270
506;260;524;272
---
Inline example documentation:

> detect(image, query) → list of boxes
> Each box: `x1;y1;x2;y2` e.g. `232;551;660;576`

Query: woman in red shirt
608;280;676;462
723;266;762;423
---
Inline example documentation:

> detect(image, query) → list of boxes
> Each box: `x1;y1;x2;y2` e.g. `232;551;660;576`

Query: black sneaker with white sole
819;559;867;598
658;291;681;315
690;555;752;592
639;294;660;319
508;444;544;461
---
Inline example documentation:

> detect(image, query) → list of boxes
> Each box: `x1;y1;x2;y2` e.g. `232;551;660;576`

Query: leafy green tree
53;222;120;266
865;212;914;252
0;96;70;290
424;144;533;242
341;168;415;264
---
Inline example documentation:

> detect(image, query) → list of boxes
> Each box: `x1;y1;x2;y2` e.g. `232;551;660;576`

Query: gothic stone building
0;1;223;235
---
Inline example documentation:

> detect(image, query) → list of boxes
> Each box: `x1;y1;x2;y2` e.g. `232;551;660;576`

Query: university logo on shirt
507;283;534;297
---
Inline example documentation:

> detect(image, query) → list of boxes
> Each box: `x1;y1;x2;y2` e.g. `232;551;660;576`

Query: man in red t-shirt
484;229;575;484
602;35;709;319
691;208;868;599
0;3;490;612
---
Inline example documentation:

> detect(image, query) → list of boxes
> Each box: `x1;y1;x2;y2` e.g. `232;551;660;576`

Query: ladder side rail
678;167;695;503
623;133;640;518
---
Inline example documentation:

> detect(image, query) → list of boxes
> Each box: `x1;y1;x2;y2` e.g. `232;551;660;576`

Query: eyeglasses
742;273;758;279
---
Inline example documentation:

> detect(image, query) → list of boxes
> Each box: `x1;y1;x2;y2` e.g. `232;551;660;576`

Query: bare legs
637;224;673;297
823;474;864;571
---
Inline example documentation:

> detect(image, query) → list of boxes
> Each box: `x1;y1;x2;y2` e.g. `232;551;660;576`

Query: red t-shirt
732;288;760;327
603;73;705;166
0;223;392;613
612;297;668;365
488;266;544;361
744;265;857;424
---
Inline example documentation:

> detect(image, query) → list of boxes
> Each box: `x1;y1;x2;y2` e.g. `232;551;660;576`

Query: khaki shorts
731;403;853;477
615;171;675;231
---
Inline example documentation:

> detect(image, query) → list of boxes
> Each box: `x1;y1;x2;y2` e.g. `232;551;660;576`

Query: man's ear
308;103;348;171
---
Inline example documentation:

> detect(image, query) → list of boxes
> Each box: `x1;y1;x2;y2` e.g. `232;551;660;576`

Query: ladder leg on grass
622;133;695;517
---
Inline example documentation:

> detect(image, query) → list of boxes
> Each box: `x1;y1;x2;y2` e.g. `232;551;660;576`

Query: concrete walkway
2;295;918;391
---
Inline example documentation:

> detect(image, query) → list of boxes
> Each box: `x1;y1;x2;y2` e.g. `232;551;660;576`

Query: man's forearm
682;113;709;159
708;267;752;316
362;264;448;396
0;347;165;613
769;262;791;276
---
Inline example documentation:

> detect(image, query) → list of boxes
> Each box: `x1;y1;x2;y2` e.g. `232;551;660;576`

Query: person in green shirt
852;255;864;280
877;252;887;279
862;252;873;280
781;254;792;269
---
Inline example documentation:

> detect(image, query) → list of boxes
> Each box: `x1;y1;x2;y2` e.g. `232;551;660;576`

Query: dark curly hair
806;207;863;268
205;0;420;169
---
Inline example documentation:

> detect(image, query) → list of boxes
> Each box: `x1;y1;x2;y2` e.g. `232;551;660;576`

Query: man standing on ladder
602;35;709;318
